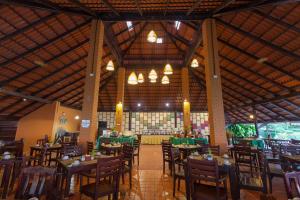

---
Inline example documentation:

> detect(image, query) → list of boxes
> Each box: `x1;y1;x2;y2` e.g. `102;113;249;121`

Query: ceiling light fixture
137;103;141;107
249;114;254;119
191;58;199;68
161;75;170;84
147;30;157;43
75;115;80;120
106;60;114;71
163;63;173;75
128;72;138;85
148;69;158;80
138;73;144;83
165;103;169;107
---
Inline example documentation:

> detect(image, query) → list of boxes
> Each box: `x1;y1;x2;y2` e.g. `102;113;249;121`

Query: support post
202;18;227;151
115;67;126;133
79;20;104;148
181;67;191;135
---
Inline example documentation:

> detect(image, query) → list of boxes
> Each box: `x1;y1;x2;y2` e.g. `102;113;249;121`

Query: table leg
184;164;190;200
229;165;240;200
64;171;72;197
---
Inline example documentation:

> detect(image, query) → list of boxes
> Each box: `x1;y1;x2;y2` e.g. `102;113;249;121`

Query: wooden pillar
79;20;104;146
181;67;191;133
202;18;227;151
115;67;126;133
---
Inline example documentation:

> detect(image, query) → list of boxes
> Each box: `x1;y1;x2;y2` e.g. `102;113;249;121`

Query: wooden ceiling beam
101;0;120;16
186;0;204;16
183;24;202;67
0;19;91;75
253;9;300;34
217;18;300;61
0;13;57;44
134;0;143;16
212;0;235;14
0;88;51;104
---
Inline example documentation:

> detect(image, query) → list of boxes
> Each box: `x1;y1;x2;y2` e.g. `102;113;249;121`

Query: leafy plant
227;124;256;138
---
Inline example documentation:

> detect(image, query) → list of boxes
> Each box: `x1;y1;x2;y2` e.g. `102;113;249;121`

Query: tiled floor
8;145;288;199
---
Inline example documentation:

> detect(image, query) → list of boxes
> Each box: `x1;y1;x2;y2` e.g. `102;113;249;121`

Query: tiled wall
98;112;209;134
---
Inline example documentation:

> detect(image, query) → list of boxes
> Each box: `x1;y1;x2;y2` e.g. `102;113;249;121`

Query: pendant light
150;78;157;83
106;60;114;71
128;72;138;85
147;30;157;43
163;63;173;75
161;75;170;84
148;69;158;80
137;73;144;83
190;58;199;68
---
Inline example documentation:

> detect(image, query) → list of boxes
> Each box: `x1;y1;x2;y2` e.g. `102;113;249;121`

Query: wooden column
79;20;104;146
115;67;126;133
202;18;227;151
181;67;191;133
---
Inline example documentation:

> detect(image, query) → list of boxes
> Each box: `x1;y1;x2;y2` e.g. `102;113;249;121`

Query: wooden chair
87;141;94;154
170;148;185;197
15;166;57;199
133;139;140;165
10;156;27;190
122;144;134;188
201;145;220;156
162;140;172;175
284;171;300;199
80;155;123;200
61;144;82;158
28;146;49;166
0;159;14;199
233;145;258;175
237;152;268;194
266;157;284;193
186;157;227;200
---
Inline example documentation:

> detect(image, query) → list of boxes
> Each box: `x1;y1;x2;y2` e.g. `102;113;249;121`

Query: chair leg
163;161;165;174
122;173;125;184
129;169;132;189
269;176;273;193
173;176;176;196
177;178;180;191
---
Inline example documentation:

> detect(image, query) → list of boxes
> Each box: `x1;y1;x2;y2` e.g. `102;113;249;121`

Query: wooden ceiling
0;0;299;123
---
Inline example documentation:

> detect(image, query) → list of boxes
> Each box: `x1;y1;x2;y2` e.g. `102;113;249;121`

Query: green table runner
96;136;136;149
170;137;208;145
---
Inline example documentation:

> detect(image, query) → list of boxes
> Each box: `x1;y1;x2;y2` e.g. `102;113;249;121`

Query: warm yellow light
161;75;170;84
148;69;157;80
128;72;138;85
164;63;173;75
150;78;157;83
74;115;80;120
106;60;114;71
137;73;144;83
147;30;157;43
191;58;199;68
249;114;254;119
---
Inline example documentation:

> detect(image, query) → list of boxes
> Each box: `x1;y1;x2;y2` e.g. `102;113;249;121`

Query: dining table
172;144;201;158
100;143;123;155
184;154;240;200
57;154;110;197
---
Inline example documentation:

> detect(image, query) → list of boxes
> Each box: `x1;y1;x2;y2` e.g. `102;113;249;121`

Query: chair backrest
133;139;140;149
201;145;220;156
170;148;180;172
284;171;300;199
87;141;94;154
162;141;172;159
122;144;134;161
36;139;46;146
233;145;253;166
291;139;300;145
0;159;14;198
62;145;82;157
95;156;123;198
15;166;56;199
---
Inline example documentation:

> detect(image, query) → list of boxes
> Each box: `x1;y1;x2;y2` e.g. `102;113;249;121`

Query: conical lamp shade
138;73;144;83
161;75;170;84
128;72;138;85
106;60;114;71
191;58;199;68
150;78;157;83
148;69;158;79
147;30;157;43
164;63;173;75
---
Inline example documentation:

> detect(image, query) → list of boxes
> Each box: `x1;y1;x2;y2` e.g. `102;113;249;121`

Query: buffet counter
141;135;172;145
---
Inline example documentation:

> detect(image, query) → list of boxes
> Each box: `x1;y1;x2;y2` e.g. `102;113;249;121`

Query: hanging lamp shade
190;58;199;68
150;78;157;83
148;69;158;79
128;72;138;85
161;75;170;84
147;30;157;43
106;60;114;71
137;73;144;83
163;63;173;75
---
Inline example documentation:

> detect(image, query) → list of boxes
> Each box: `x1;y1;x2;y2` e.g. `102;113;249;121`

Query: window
175;21;181;30
126;21;133;31
156;38;163;43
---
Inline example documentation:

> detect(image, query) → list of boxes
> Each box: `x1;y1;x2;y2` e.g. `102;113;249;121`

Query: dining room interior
0;0;300;199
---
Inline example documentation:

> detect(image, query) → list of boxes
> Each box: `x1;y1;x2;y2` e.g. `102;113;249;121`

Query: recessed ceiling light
137;103;141;107
165;103;169;107
89;73;94;77
175;21;181;30
249;114;254;119
74;115;80;120
22;98;27;102
156;38;163;44
257;57;268;64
